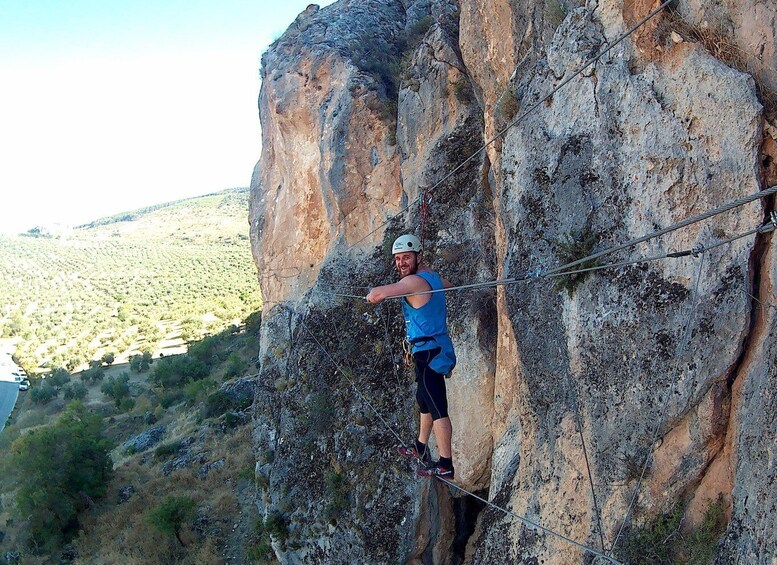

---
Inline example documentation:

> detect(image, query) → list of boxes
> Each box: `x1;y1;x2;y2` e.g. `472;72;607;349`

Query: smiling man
366;234;457;479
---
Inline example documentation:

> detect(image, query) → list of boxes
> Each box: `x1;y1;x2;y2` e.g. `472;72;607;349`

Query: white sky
0;0;336;234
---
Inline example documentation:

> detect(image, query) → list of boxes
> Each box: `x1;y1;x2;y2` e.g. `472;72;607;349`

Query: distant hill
0;188;261;372
76;187;250;234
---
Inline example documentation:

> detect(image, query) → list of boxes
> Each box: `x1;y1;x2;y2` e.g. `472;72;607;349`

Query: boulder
122;425;166;453
117;485;135;503
198;459;225;479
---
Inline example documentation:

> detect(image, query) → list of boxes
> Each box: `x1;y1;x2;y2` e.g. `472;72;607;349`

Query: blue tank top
401;271;457;374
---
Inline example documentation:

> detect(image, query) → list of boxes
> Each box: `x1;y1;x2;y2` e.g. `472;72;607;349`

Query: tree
129;354;142;373
129;352;152;373
8;402;113;550
63;382;88;401
6;310;29;337
101;352;115;366
81;365;105;384
147;495;196;546
48;367;71;389
179;317;201;342
29;383;58;404
100;374;130;408
151;355;208;389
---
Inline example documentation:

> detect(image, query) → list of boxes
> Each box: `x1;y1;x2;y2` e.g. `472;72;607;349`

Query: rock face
250;1;777;563
122;425;166;453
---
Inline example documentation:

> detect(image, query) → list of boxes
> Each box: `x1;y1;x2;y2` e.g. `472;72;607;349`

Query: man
366;234;457;479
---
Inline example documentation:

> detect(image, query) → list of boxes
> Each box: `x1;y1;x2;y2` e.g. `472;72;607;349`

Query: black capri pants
414;347;448;421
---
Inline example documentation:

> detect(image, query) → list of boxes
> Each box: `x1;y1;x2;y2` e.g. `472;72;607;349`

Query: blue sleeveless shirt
401;271;456;375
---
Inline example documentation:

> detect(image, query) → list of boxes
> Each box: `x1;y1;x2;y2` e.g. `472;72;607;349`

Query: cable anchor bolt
691;244;705;257
758;211;777;233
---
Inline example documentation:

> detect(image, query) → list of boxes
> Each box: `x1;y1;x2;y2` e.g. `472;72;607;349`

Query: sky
0;0;336;234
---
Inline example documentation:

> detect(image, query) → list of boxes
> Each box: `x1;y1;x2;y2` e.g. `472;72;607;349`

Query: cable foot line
435;477;622;564
275;303;621;563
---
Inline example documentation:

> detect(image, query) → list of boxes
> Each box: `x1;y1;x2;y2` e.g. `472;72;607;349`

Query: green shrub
264;511;288;545
324;468;350;520
119;397;136;412
48;367;71;389
159;389;185;409
618;497;727;565
453;75;472;102
147;495;196;546
154;440;183;460
188;334;223;365
551;226;600;295
244;310;262;334
223;412;241;429
496;87;520;127
29;383;58;404
101;374;131;408
129;354;143;373
63;382;88;401
81;365;105;384
203;391;233;418
223;353;246;379
7;402;113;551
407;15;434;47
184;378;215;405
676;496;726;564
151;354;209;389
247;516;274;563
545;0;567;30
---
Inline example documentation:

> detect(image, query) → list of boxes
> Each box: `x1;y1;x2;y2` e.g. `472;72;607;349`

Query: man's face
394;251;419;278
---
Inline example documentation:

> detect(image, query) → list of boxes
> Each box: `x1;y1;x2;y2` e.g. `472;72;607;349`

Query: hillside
0;319;262;564
0;188;261;372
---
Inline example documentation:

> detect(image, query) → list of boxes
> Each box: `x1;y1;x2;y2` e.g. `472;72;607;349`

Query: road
0;381;19;434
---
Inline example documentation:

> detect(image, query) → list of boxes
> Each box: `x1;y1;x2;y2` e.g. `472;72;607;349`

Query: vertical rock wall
251;0;777;562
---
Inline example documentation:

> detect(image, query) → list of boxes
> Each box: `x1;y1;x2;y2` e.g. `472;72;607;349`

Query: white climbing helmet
392;234;422;255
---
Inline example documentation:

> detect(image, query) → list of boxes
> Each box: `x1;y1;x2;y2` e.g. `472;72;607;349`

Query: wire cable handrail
314;186;777;301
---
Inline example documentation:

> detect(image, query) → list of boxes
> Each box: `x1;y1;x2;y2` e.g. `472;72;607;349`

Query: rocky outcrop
473;8;765;561
122;425;166;453
251;1;777;563
250;0;406;305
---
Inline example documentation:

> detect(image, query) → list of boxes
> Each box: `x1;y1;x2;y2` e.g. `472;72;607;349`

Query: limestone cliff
250;1;777;562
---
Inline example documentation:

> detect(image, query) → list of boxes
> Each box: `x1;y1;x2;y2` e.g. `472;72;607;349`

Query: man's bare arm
366;275;430;304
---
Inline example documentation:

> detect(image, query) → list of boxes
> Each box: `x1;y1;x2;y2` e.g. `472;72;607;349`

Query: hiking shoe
416;460;454;479
397;445;430;464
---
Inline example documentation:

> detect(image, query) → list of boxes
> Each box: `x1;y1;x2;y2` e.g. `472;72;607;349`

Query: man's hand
366;288;385;304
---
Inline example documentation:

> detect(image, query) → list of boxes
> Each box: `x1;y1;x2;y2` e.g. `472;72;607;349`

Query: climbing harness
401;338;413;368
